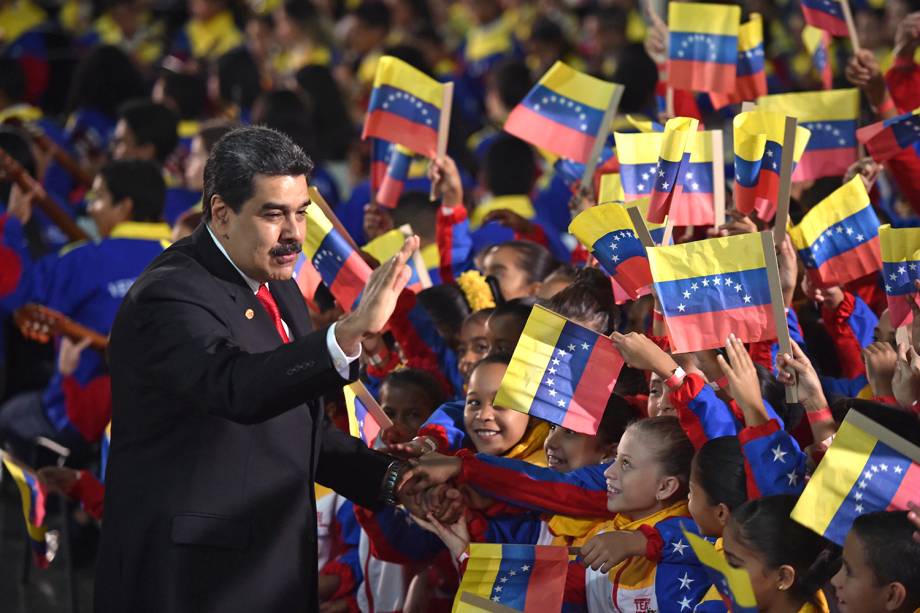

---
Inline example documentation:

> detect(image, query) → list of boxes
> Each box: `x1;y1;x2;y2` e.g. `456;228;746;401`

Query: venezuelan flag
452;544;569;613
879;224;920;328
789;177;881;288
551;134;616;189
569;203;652;299
463;20;518;79
732;110;811;219
683;531;757;613
369;138;392;196
627;198;670;245
649;117;699;224
800;0;850;37
757;89;859;181
345;381;386;447
304;204;371;311
363;228;423;292
495;305;625;435
710;14;767;108
857;108;920;163
598;173;625;204
504;61;623;164
803;25;834;90
624;114;664;133
615;130;716;226
377;144;414;209
363;56;446;157
791;410;920;545
648;232;776;353
2;456;51;568
667;2;741;94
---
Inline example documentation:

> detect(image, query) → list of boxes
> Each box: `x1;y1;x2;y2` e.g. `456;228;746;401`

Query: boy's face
831;531;900;613
380;382;435;442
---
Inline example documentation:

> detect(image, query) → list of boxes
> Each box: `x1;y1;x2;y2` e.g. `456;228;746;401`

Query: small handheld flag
648;117;699;224
791;410;920;546
856;108;920;163
648;232;776;353
504;61;623;164
598;173;625;204
452;544;569;613
733;110;811;219
800;0;850;37
377;144;414;209
667;2;741;94
789;176;881;288
803;25;834;90
304;204;371;311
756;89;859;181
363;225;431;291
363;56;447;157
683;530;757;613
569;203;653;299
345;381;393;447
880;224;920;328
710;13;767;108
495;305;625;435
2;454;52;568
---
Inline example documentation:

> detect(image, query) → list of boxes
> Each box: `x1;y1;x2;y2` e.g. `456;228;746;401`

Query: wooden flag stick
627;206;656;248
772;116;798;246
430;82;454;201
760;231;798;404
665;87;675;118
740;101;757;113
348;381;394;430
711;130;726;227
578;86;624;199
398;223;432;289
840;0;861;52
458;592;521;613
309;185;361;253
660;215;675;246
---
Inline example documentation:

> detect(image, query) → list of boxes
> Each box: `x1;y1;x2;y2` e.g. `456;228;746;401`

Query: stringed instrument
13;303;108;352
0;147;89;241
2;117;95;187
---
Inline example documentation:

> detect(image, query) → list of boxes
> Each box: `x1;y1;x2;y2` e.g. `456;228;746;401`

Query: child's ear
715;503;732;527
776;564;796;593
656;475;681;501
883;582;907;611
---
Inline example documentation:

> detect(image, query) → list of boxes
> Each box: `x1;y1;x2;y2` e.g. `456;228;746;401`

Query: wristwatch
379;460;409;506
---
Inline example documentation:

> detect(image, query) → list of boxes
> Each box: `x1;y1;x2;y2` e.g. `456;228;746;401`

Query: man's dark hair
118;100;180;164
487;60;532;111
101;160;166;223
202;126;313;221
484;135;536;196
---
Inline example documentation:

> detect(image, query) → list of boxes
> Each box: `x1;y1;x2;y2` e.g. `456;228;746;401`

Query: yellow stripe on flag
789;177;869;249
756;89;859;122
683;530;758;609
733;111;812;163
1;457;46;542
668;2;741;36
880;224;920;263
599;173;625;204
303;204;334;260
790;415;880;537
494;306;567;416
569;203;635;249
738;13;763;53
539;61;621;111
625;197;667;232
616;130;714;165
362;228;406;264
372;55;445;108
647;232;766;282
659;117;699;164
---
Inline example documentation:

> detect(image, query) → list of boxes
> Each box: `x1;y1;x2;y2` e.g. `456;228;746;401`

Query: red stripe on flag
671;191;716;226
377;176;405;209
792;147;857;181
523;546;569;613
504;105;596;164
736;72;767;102
329;251;371;312
888;462;920;511
612;255;653;298
864;130;905;163
801;5;849;37
364;110;439;157
668;60;737;94
810;237;882;287
666;303;777;353
566;341;624;434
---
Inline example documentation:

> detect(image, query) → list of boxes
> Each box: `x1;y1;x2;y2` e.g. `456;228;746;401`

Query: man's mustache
269;242;303;257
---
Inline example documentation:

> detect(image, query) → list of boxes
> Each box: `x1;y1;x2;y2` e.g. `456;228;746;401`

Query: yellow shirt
0;0;45;43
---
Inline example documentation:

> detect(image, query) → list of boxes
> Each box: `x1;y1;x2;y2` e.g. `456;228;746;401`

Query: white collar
206;224;262;294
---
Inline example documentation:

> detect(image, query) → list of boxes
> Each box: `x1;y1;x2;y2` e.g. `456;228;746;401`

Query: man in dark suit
95;126;419;612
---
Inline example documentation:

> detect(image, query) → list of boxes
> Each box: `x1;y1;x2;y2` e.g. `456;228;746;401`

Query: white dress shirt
207;225;359;378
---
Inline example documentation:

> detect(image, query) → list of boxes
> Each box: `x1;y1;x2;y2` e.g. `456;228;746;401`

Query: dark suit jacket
94;224;393;613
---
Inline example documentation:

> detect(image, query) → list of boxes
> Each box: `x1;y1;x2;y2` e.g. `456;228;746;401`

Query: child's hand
610;331;678;378
716;334;767;426
363;203;393;240
776;340;828;414
908;501;920;544
37;466;80;497
386;435;436;459
58;336;92;377
863;341;897;398
579;530;647;574
428;156;463;207
412;511;470;562
892;343;920;409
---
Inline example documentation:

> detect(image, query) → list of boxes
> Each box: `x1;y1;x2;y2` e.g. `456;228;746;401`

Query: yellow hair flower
456;270;496;312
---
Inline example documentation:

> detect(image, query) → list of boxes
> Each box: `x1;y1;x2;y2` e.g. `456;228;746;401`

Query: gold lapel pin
244;308;255;320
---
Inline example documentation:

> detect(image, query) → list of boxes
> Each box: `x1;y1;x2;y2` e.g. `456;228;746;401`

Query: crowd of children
2;0;920;610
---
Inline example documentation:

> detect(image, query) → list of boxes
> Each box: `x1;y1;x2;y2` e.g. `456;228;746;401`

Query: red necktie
256;284;290;343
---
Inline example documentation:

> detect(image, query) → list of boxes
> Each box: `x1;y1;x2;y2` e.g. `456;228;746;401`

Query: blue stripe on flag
367;84;441;128
797;206;878;269
656;267;772;316
529;322;600;426
669;31;738;66
883;260;920;296
800;119;856;150
521;84;607;135
592;229;646;277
